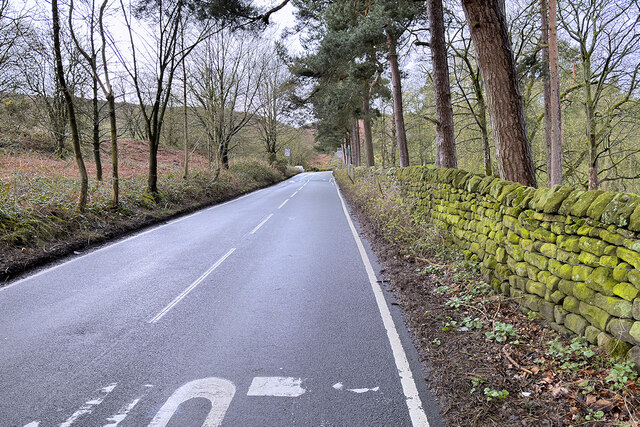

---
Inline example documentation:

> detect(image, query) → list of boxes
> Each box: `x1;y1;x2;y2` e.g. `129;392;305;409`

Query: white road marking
250;214;273;234
332;382;343;390
247;377;305;397
59;383;118;427
290;190;299;197
148;248;236;323
335;184;430;427
149;377;235;427
1;175;301;293
23;423;39;427
104;385;152;427
278;199;289;209
348;387;380;394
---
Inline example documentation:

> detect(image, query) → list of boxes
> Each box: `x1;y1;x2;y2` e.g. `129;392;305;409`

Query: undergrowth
1;159;296;276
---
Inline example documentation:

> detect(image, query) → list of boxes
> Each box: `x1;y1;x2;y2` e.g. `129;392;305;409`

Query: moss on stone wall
346;166;640;366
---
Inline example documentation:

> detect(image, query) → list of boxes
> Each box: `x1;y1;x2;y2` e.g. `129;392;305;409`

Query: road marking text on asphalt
335;184;430;427
250;214;274;234
247;377;306;397
149;377;235;427
59;383;117;427
148;248;236;324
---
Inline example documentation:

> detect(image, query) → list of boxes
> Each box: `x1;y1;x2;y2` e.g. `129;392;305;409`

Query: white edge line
1;175;301;293
335;184;430;427
249;214;274;235
278;199;289;209
149;248;236;324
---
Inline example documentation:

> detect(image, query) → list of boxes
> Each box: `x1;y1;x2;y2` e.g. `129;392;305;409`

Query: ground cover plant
335;168;640;426
0;139;297;282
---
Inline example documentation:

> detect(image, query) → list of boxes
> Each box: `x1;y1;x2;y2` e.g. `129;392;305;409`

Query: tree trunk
548;0;562;186
52;0;88;211
386;32;410;167
92;76;102;181
541;0;553;187
182;33;189;179
148;139;159;194
429;0;457;169
478;94;492;176
461;0;537;187
106;93;118;207
362;81;375;167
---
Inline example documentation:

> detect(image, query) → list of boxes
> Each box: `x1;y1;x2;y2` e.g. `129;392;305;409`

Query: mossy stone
569;190;604;217
593;293;633;318
559;190;585;215
600;193;639;227
558;236;580;252
597;332;632;357
527;280;547;298
554;305;568;323
585;326;601;344
586;192;617;221
616;247;640;269
578;236;608;256
599;229;625;246
524;252;548;270
574;282;596;302
549;260;573;280
551;322;572;336
523;294;543;311
578;251;600;267
565;313;588;335
630;322;640;345
599;255;619;268
635;300;640;321
572;265;593;282
531;228;557;243
542;186;576;214
628;203;640;232
515;262;528;277
613;263;630;282
607;318;635;344
521;239;534;252
563;296;580;313
580;302;611;330
551;290;566;304
540;302;555;322
540;243;557;259
612;282;639;301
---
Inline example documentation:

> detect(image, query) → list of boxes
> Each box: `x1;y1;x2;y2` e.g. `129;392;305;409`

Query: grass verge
1;159;298;282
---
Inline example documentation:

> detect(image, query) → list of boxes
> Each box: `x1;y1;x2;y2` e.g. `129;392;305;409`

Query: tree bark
92;75;102;181
548;0;562;186
386;32;410;167
541;0;553;187
52;0;88;211
182;49;189;179
362;81;375;167
461;0;537;187
429;0;457;169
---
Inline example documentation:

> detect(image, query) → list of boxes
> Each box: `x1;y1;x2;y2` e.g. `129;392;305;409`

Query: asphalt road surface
0;172;443;427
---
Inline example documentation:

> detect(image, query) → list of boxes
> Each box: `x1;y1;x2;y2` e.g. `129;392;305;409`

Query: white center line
290;191;299;197
250;214;273;235
149;248;236;324
278;199;289;209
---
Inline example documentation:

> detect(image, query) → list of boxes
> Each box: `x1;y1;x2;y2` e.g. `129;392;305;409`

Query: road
0;172;443;427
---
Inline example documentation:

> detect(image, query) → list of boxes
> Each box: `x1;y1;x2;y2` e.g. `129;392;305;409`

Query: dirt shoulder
338;177;640;426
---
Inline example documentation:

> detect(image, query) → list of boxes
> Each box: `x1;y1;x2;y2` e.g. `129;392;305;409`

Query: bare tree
559;0;640;190
69;0;120;206
116;0;211;196
52;0;88;210
254;49;295;164
188;29;266;170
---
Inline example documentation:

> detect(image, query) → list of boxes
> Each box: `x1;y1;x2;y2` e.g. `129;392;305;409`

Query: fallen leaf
551;385;568;398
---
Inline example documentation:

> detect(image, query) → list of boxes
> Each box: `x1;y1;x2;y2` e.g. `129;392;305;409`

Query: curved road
0;172;443;427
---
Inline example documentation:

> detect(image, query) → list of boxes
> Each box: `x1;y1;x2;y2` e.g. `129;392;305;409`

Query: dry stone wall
361;166;640;363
